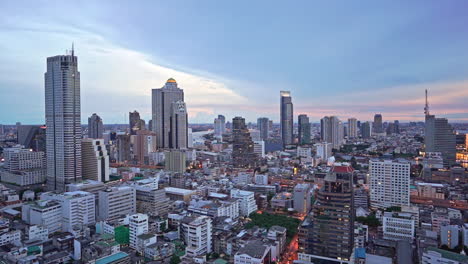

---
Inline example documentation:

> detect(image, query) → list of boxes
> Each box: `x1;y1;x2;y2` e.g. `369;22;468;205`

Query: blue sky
1;0;468;124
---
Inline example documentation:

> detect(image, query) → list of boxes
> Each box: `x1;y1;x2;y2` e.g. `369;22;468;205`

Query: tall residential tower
280;91;293;146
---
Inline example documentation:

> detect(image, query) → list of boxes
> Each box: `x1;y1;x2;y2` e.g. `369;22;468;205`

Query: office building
88;113;103;139
81;139;109;182
98;186;136;221
383;212;415;241
253;140;265;158
181;215;212;257
257;117;269;140
1;145;46;186
369;159;410;209
348;118;357;138
170;100;188;149
373;114;383;134
17;125;46;152
129;110;145;135
280;91;293;145
232;116;257;168
41;191;95;232
129;213;149;249
165;150;186;173
314;142;332;160
135;186;171;217
298;114;311;144
230;189;258;216
116;134;131;163
134;130;157;164
22;200;62;233
214;115;226;137
394;120;400;134
293;183;311;214
361;121;372;139
45;48;82;192
152;78;186;148
425;115;456;167
320;116;343;149
308;166;354;261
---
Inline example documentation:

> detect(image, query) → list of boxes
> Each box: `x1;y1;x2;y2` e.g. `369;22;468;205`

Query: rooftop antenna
424;89;430;116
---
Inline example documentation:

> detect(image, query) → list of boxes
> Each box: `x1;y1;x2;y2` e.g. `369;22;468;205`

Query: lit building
440;225;460;249
88;113;103;139
152;78;185;149
298;114;311;144
45;48;82;192
81;139;109;182
280;91;293;146
369;159;410;209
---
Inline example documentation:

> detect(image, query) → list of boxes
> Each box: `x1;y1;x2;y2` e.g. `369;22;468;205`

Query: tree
170;255;181;264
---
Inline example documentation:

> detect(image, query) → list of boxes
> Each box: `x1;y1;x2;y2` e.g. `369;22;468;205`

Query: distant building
116;134;131;163
230;189;258;216
253;140;265;158
133;130;157;165
314;142;333;160
383;212;415;241
234;240;271;264
129;213;149;250
321;116;343;149
129;110;144;135
361;121;372;139
181;215;212;257
232;116;258;168
280;91;293;146
81;139;109;182
17;125;46;152
348;118;357;138
1;145;46;186
293;183;311;214
98;186;136;221
370;160;410;209
425;115;456;167
373;114;383;134
257;117;269;141
135;186;170;217
88;113;103;139
170;100;188;149
165;150;186;173
214;115;226;138
298;114;311;144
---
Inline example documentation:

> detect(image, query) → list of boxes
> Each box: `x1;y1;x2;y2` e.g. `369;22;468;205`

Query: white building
382;212;415;241
440;225;460;249
369;160;410;209
347;118;357;138
45;51;82;192
234;240;271;264
41;191;95;232
314;142;332;160
188;199;239;219
230;189;258;217
0;230;21;246
1;145;46;186
422;248;468;264
22;200;62;233
181;215;212;257
293;183;311;214
214;115;226;138
98;187;136;221
254;174;268;185
129;213;149;250
233;172;253;185
297;147;312;158
253;141;265;158
26;225;49;241
81;139;109;182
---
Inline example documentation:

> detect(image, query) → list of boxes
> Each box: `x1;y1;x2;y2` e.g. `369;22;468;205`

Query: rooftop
96;252;129;264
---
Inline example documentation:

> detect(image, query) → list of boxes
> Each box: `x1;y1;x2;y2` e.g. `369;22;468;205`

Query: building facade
88;113;103;139
81;139;109;182
369;160;410;209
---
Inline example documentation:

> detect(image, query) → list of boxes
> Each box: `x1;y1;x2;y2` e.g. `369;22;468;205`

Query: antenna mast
424;89;430;116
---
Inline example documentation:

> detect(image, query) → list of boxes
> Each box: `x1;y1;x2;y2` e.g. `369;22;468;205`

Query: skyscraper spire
424;89;430;116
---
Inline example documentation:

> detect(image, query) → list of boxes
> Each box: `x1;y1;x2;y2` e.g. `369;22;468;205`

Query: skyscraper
361;121;372;139
373;114;383;134
170;101;188;149
45;48;82;192
152;78;186;149
232;116;257;168
348;118;357;138
298;114;311;144
81;139;109;182
320;116;343;149
308;166;354;261
129;110;145;135
394;120;400;134
424;102;456;167
257;117;269;141
214;115;226;137
280;91;293;146
88;113;103;139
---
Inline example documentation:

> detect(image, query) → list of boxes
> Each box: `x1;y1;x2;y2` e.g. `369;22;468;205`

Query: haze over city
2;0;468;124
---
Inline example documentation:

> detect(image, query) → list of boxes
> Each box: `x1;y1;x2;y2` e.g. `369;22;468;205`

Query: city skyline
2;1;468;125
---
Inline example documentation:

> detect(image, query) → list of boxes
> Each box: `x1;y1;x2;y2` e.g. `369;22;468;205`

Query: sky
1;0;468;124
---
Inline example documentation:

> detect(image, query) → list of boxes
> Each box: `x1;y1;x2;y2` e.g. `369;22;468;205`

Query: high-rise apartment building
298;114;311;144
257;117;269;141
170;101;188;149
308;166;354;261
373;114;383;134
45;49;82;192
88;113;103;139
369;159;410;209
320;116;343;149
348;118;357;138
152;78;186;149
214;115;226;137
98;186;136;221
181;215;213;257
232;116;257;168
361;121;372;139
280;91;293;146
81;139;109;182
